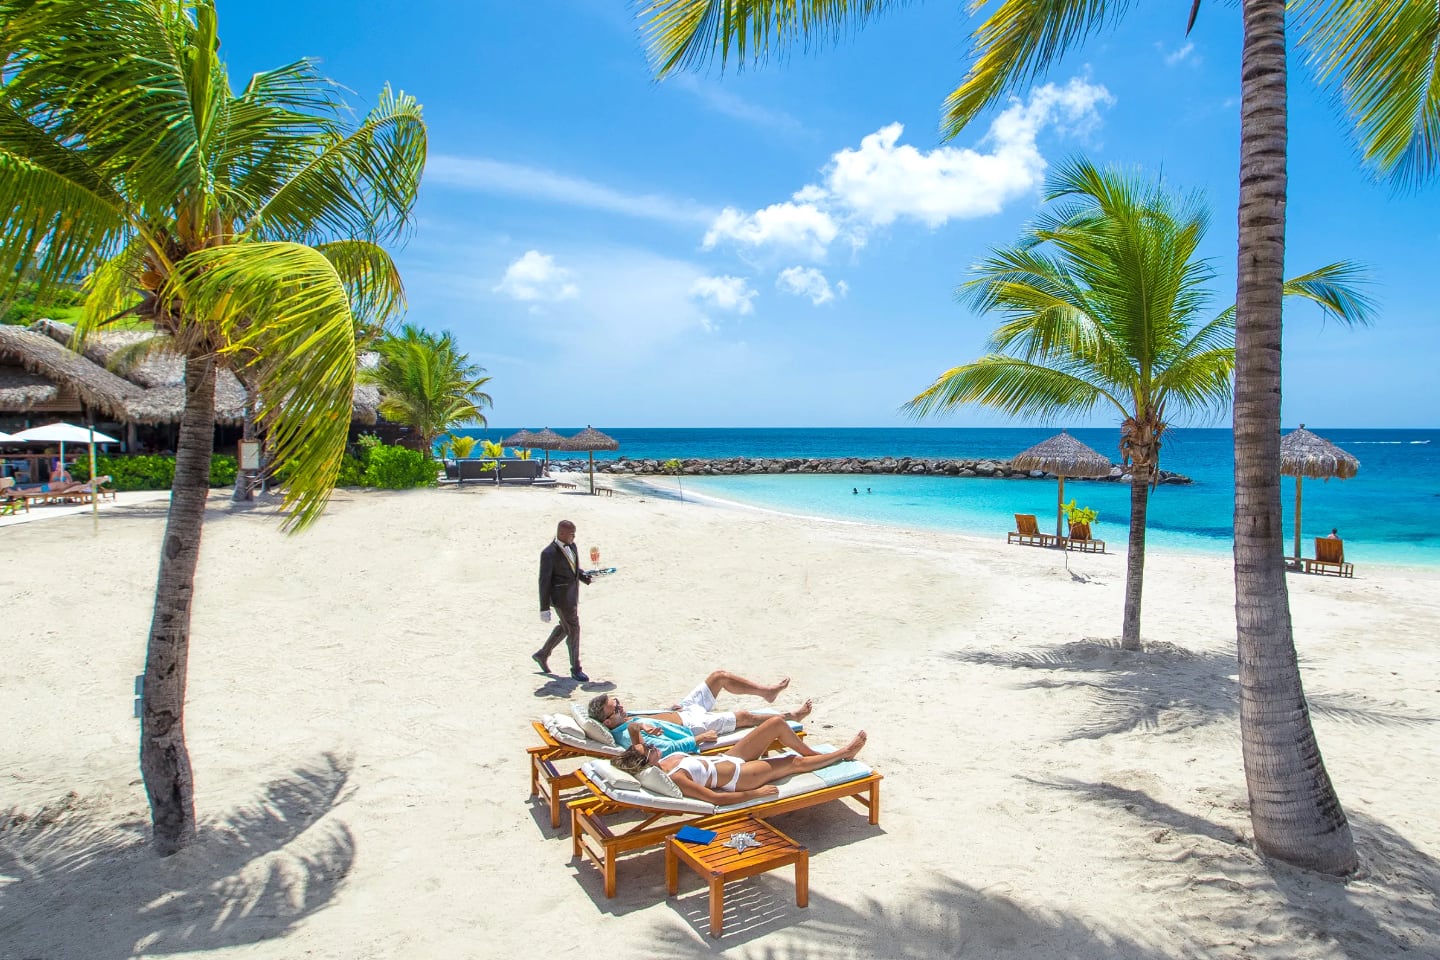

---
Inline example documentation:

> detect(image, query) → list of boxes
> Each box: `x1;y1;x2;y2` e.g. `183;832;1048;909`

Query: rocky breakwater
547;456;1192;485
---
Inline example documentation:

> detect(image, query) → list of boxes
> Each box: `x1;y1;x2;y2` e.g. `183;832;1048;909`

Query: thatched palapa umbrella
1280;424;1359;561
1010;431;1114;539
562;426;619;495
528;428;567;472
502;429;537;454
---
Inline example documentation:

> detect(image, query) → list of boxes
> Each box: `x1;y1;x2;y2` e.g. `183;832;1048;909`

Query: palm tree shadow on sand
646;875;1173;959
1026;777;1440;958
0;753;355;959
947;639;1436;741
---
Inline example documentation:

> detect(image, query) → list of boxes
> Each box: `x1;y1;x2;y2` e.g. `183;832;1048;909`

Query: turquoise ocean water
461;428;1440;568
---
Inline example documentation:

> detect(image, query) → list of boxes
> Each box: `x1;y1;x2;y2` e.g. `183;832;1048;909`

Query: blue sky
215;1;1437;428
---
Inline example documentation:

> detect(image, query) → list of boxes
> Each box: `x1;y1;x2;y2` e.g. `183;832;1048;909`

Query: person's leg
723;716;821;761
704;670;790;702
733;699;813;729
552;603;582;671
536;619;567;659
734;731;867;790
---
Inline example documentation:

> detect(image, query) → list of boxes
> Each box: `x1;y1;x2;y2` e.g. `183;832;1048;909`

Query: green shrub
335;453;368;487
362;443;435;489
67;454;236;490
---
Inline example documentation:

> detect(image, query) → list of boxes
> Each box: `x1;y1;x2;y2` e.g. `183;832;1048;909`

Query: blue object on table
675;825;716;844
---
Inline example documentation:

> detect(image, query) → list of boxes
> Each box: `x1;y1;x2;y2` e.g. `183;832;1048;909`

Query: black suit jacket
539;540;590;611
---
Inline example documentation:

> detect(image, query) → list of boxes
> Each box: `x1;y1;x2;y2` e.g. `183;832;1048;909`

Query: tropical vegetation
639;0;1438;874
362;324;493;457
906;158;1372;653
0;0;425;854
70;453;238;490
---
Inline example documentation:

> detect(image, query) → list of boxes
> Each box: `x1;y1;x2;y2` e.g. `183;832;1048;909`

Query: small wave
1412;440;1431;445
1347;441;1402;445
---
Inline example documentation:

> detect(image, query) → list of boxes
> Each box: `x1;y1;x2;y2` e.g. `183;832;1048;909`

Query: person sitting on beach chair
612;715;866;803
588;670;813;757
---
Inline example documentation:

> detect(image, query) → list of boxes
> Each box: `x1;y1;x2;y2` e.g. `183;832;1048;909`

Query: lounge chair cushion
581;748;873;816
638;766;683;799
571;704;617;747
543;712;624;756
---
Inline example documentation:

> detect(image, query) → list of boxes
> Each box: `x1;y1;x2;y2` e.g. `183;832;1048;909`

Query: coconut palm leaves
363;325;494;457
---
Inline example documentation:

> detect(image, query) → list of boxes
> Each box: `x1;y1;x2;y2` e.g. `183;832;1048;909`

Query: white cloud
703;200;840;259
493;250;579;302
669;74;806;135
1162;41;1198;66
689;275;757;315
426;154;715;226
701;77;1113;259
776;266;846;305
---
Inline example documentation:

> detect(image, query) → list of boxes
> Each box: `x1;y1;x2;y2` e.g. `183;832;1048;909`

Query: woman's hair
612;744;649;775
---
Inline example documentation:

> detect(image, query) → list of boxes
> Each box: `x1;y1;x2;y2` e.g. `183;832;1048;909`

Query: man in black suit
534;519;592;681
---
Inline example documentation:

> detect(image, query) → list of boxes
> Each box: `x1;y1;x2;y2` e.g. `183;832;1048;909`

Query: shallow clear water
461;427;1440;567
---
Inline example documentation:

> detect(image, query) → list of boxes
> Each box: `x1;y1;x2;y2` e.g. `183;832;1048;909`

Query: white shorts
675;681;737;736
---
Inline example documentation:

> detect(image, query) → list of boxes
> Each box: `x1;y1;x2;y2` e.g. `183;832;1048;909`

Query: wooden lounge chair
1007;513;1058;547
570;754;881;898
529;711;804;829
1061;533;1107;554
1303;537;1354;577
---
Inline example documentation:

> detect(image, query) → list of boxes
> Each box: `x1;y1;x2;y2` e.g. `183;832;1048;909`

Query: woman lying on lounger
612;714;866;804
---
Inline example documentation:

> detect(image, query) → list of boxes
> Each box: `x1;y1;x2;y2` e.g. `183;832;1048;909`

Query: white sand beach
3;482;1439;959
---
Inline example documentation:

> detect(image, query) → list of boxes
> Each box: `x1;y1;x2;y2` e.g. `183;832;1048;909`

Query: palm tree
905;157;1373;652
0;0;425;854
362;324;493;457
640;0;1436;874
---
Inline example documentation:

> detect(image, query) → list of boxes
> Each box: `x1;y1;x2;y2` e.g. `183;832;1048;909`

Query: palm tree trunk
1121;465;1150;651
140;351;215;855
1234;0;1355;874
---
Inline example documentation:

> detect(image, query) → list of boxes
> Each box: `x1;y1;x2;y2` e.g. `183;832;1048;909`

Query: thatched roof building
0;320;378;426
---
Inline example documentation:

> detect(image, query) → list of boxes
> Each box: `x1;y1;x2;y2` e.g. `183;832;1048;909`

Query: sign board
238;439;262;471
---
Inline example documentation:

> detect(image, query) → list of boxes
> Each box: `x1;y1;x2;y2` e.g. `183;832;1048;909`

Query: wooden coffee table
665;816;809;937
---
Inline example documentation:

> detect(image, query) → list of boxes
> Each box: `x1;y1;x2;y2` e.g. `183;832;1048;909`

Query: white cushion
580;749;874;816
638;766;683;799
571;703;616;747
542;713;623;756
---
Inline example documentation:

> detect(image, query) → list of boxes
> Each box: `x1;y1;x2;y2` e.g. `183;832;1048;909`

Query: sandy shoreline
3;482;1438;958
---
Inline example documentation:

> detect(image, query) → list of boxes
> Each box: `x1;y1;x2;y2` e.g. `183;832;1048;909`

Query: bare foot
783;698;814;722
761;677;791;702
837;731;867;761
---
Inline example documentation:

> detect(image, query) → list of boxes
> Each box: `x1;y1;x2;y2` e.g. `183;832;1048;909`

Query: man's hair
612;745;648;775
587;693;610;722
557;520;575;533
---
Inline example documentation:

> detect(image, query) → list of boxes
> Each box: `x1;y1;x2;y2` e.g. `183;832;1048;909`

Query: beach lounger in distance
1008;513;1057;548
1303;537;1354;577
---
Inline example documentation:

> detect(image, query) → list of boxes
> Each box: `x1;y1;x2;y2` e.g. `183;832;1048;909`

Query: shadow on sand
946;638;1436;741
0;753;354;959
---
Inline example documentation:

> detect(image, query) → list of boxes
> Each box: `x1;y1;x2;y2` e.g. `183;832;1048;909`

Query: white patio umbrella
0;430;14;442
11;421;120;515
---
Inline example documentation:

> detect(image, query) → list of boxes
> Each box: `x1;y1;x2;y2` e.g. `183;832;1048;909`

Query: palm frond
1297;0;1440;184
903;354;1119;421
243;84;426;245
315;240;406;331
1279;261;1378;326
942;1;1127;139
169;241;358;531
639;0;899;78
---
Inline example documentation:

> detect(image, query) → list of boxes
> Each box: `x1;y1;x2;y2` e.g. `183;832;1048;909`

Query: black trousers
537;602;581;671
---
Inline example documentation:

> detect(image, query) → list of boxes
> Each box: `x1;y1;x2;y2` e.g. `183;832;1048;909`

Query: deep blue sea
459;427;1440;568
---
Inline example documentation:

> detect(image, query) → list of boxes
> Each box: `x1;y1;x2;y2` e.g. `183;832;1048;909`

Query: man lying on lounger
588;670;813;757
